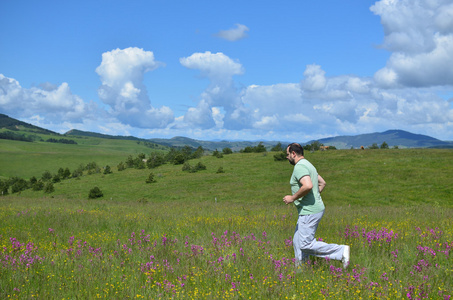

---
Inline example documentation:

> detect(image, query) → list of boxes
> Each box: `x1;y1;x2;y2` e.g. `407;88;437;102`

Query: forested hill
309;130;453;149
0;114;56;135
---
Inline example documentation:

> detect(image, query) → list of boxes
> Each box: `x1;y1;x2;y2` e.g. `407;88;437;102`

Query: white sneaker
342;245;350;269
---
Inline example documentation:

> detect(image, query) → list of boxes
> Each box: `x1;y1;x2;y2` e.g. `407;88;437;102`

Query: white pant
293;210;344;264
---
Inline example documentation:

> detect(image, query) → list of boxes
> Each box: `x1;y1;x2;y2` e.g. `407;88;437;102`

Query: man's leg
293;221;310;266
296;210;344;261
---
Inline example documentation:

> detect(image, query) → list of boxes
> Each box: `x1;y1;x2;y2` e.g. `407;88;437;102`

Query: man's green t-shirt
290;159;325;215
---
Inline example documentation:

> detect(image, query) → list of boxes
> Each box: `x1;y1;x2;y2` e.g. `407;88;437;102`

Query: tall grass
1;198;451;299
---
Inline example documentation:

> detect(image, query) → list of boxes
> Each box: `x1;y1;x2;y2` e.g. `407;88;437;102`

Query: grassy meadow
0;139;452;299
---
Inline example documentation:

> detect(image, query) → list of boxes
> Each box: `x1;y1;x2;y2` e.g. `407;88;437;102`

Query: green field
0;137;166;180
0;139;452;298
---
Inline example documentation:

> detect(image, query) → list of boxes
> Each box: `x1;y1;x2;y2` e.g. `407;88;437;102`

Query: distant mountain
2;114;452;150
0;113;57;135
147;136;283;151
65;129;144;141
308;130;453;149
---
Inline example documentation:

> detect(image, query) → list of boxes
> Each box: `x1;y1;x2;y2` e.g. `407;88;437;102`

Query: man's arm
283;175;312;204
318;175;326;193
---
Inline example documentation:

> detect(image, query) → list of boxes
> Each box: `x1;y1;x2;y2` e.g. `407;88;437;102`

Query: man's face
286;148;296;165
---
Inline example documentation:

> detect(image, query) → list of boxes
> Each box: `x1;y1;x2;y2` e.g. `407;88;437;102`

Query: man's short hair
287;143;304;156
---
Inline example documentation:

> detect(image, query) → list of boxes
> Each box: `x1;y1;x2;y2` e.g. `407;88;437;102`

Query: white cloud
180;51;244;81
183;99;216;129
96;47;174;128
371;0;453;87
0;74;95;124
180;51;247;129
301;64;327;91
215;23;249;41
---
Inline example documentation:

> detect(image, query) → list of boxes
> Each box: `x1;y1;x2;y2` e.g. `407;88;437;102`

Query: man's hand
283;195;294;205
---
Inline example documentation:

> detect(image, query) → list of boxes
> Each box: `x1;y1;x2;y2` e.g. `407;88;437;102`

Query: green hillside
0;137;168;180
3;144;452;207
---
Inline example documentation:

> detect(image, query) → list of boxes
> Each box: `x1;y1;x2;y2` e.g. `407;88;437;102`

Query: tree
369;143;379;149
63;167;71;179
212;149;223;158
182;162;192;172
271;142;284;152
42;171;52;182
147;152;165;169
380;141;389;149
32;180;44;191
11;178;28;193
0;180;9;196
254;142;267;153
194;162;207;171
222;147;233;155
146;173;156;183
173;153;185;165
44;182;54;194
191;146;204;159
58;167;65;178
103;165;112;174
273;151;287;161
117;161;126;171
52;174;61;183
88;186;103;199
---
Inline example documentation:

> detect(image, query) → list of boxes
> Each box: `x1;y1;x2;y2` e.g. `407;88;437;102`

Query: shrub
117;162;126;171
145;173;156;183
32;180;44;191
9;177;28;193
193;162;207;172
44;182;54;194
147;153;165;169
380;141;389;149
182;162;192;172
212;150;223;158
72;168;83;178
222;147;233;154
271;142;284;152
173;154;185;165
41;170;52;181
216;167;225;173
0;180;9;196
88;187;103;199
103;165;112;174
273;151;287;161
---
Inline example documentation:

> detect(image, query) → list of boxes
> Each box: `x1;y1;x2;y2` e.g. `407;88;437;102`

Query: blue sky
1;0;453;142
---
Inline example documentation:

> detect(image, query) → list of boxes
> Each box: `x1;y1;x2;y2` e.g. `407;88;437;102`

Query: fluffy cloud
371;0;453;87
0;74;95;124
96;47;174;128
180;51;248;129
215;24;249;41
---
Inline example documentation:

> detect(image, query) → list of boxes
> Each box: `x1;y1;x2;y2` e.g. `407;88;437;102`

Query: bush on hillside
147;153;165;169
274;151;287;161
0;180;9;196
42;171;53;182
222;147;233;154
88;186;103;199
32;180;44;191
145;173;156;183
212;150;223;158
10;177;28;193
271;142;284;152
44;182;54;194
103;165;112;174
240;142;267;153
117;162;126;171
